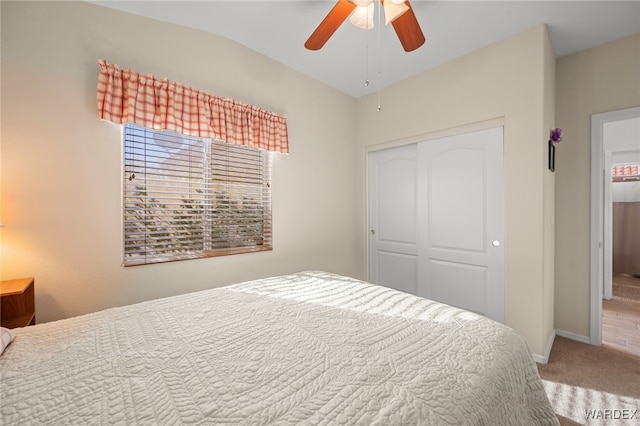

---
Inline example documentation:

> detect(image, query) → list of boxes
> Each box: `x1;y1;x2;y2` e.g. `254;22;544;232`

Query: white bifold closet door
368;127;504;323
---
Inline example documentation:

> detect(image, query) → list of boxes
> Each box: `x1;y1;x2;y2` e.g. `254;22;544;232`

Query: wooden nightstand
1;277;35;329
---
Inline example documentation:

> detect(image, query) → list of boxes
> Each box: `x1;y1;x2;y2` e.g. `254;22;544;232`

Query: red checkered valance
96;60;289;153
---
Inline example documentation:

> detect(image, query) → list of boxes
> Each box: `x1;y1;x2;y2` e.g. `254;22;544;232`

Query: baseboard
556;329;591;344
532;330;556;364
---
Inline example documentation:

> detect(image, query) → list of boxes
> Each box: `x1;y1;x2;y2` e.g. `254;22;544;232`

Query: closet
368;127;505;322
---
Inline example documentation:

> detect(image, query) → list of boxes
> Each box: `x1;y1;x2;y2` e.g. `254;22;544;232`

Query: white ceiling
89;1;640;98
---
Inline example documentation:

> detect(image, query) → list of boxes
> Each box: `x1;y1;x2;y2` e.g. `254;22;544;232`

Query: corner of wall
532;330;556;364
542;22;557;358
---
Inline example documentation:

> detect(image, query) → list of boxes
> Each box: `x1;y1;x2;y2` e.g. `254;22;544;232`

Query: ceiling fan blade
305;0;357;50
389;0;425;52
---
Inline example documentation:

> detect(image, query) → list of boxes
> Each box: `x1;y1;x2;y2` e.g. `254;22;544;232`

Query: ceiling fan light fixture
383;0;409;25
350;3;375;29
305;0;425;52
349;0;373;6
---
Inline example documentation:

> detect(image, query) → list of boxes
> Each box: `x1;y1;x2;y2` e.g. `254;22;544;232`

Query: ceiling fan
305;0;425;52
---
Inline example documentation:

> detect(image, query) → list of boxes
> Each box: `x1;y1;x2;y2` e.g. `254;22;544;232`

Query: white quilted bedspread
0;271;558;425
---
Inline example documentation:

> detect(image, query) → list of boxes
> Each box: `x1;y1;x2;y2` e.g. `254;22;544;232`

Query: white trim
532;330;556;364
590;107;640;346
556;329;591;345
590;113;604;345
532;354;547;364
603;150;613;300
364;116;505;155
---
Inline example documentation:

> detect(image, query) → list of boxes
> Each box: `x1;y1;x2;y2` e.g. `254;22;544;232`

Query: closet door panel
418;127;504;323
368;144;419;294
429;148;485;252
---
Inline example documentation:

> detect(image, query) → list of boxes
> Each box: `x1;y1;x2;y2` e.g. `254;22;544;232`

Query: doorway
590;107;640;356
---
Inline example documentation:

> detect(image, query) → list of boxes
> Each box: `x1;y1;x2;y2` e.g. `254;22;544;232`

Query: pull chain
361;1;382;111
364;3;371;87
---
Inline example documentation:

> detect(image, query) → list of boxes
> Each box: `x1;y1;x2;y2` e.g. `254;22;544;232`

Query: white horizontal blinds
209;142;272;253
123;124;272;266
123;125;207;265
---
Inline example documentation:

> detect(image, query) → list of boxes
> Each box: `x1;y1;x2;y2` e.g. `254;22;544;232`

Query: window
123;124;272;266
612;164;640;182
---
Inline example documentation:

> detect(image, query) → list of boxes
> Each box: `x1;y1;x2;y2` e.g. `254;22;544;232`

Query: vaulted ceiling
89;1;640;98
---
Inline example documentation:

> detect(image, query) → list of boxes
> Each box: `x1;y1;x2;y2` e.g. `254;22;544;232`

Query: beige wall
0;1;359;322
354;25;556;357
555;33;640;338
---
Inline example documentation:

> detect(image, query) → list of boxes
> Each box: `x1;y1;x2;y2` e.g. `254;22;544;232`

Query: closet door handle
492;240;501;247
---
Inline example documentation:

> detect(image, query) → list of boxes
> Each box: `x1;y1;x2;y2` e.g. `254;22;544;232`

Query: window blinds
123;124;272;266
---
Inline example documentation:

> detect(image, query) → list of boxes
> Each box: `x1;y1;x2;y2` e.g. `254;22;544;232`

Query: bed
0;271;558;425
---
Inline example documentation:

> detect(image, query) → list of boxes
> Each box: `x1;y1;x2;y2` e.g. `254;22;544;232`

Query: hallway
602;274;640;357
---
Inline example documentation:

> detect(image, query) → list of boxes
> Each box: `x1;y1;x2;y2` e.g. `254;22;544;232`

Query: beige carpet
538;336;640;425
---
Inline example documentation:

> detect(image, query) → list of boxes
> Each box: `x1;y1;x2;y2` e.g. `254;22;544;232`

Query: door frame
590;106;640;345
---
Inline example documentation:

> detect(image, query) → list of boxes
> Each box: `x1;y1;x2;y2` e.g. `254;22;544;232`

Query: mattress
0;271;558;425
